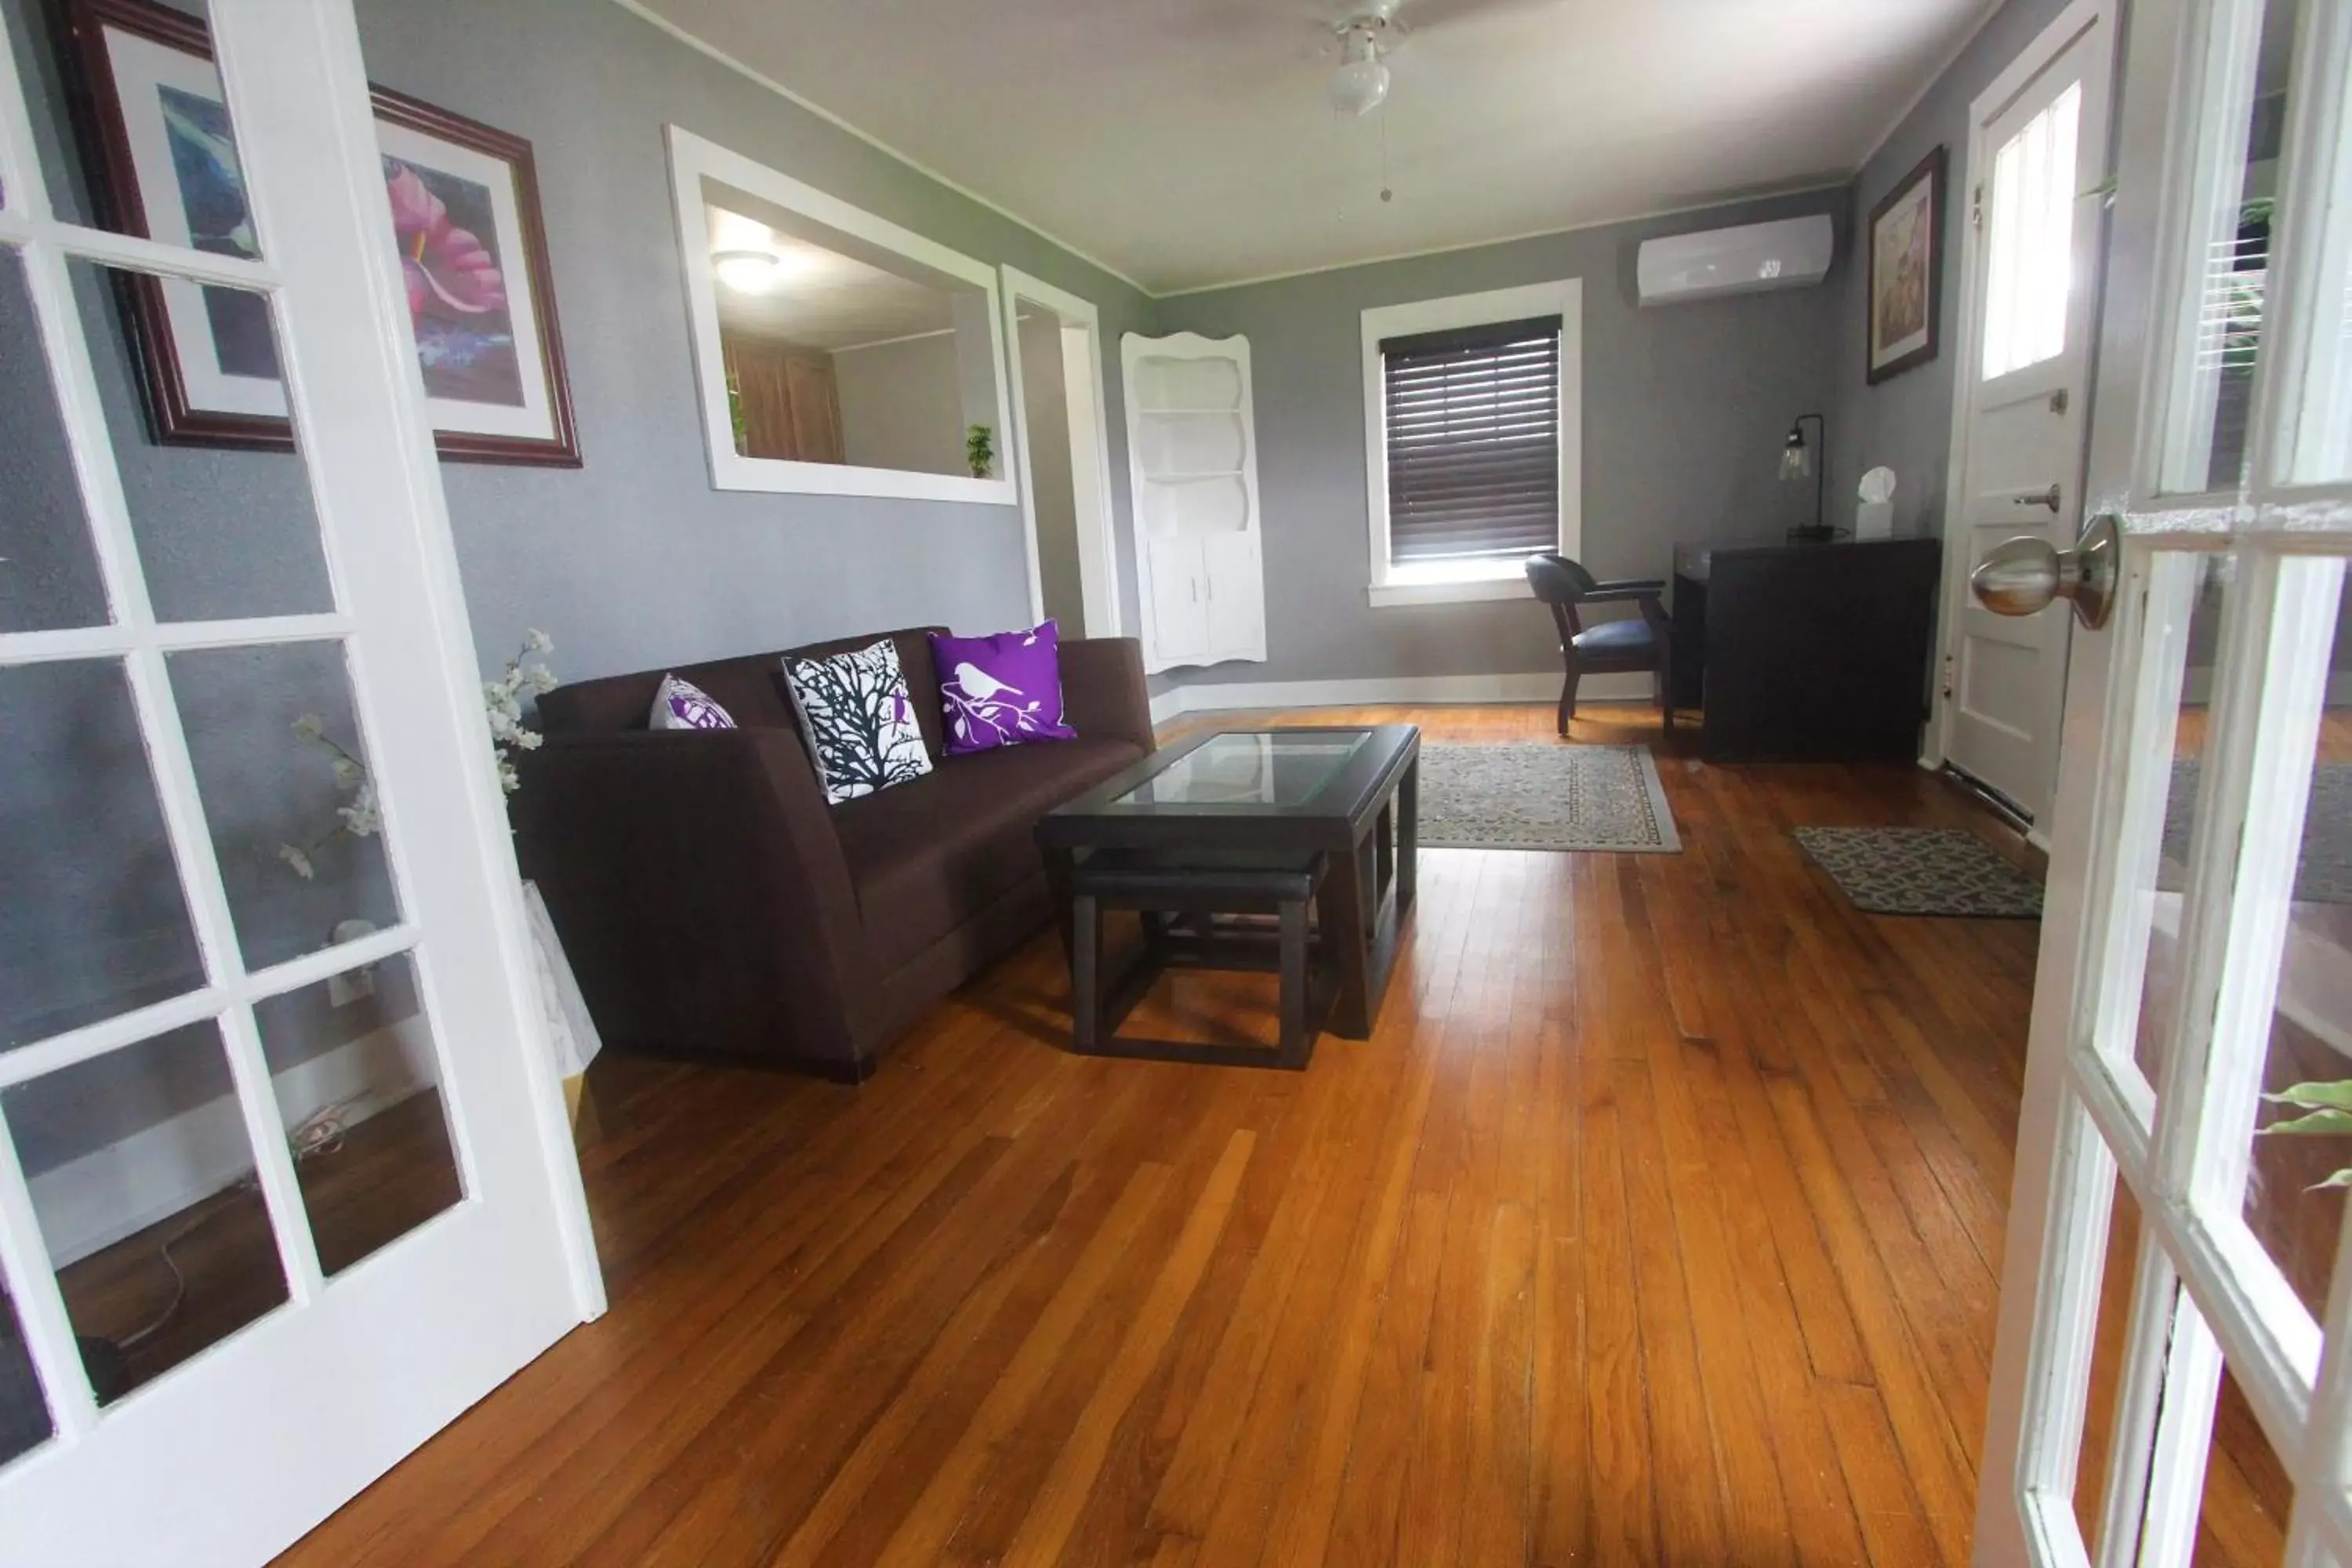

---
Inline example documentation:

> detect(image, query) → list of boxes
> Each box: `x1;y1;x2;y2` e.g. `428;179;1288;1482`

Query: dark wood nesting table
1036;726;1421;1053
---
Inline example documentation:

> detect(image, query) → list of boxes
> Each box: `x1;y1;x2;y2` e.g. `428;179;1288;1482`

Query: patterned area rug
2162;758;2352;906
1793;827;2044;918
1417;743;1680;853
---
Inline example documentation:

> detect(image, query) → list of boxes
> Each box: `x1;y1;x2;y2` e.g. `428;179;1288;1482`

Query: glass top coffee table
1036;725;1420;1044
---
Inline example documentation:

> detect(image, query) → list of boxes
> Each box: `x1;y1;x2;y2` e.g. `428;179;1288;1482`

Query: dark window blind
1380;314;1562;564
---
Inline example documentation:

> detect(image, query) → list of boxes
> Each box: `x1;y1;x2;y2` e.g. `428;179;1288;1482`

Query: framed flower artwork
63;0;581;465
1865;146;1947;385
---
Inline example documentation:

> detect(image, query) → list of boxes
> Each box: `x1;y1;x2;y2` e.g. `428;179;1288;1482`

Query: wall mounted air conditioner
1637;214;1835;307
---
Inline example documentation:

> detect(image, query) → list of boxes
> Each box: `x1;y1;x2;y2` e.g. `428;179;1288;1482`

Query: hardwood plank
263;704;2283;1568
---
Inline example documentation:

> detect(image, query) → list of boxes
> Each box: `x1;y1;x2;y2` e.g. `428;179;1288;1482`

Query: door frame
1926;0;2118;840
1000;266;1123;638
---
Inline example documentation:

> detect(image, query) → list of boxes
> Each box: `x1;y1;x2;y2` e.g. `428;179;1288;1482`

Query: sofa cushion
833;737;1143;972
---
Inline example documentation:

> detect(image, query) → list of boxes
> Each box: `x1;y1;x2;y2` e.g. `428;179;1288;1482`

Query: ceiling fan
1321;0;1555;116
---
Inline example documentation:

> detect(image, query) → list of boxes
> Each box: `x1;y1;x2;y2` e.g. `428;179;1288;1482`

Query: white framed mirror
663;125;1018;506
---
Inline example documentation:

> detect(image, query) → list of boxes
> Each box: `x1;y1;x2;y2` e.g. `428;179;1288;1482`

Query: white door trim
1927;0;2117;838
1000;266;1124;638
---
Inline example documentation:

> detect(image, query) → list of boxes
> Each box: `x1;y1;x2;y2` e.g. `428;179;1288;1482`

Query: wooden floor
276;704;2291;1566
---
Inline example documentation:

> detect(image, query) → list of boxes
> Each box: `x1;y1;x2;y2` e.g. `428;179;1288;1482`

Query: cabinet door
1202;530;1265;661
1145;535;1208;662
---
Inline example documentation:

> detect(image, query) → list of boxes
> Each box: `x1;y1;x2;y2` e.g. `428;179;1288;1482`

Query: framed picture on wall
1865;146;1947;385
63;0;582;466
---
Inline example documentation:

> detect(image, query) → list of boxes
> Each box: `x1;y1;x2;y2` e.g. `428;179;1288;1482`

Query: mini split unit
1635;214;1835;307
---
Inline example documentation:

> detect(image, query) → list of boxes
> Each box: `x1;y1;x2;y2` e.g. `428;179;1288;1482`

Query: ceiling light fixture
712;249;783;294
1329;21;1391;116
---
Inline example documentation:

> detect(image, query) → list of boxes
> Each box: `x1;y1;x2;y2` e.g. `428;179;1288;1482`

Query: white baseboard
28;1018;437;1269
1149;671;1651;724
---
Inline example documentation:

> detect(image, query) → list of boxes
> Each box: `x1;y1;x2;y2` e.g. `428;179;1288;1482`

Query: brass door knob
1970;511;2121;630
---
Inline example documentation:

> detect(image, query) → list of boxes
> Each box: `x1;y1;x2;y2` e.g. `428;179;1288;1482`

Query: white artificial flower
523;627;554;655
291;713;327;742
277;844;315;880
514;728;543;751
527;666;559;695
336;782;382;838
331;756;365;789
496;757;521;793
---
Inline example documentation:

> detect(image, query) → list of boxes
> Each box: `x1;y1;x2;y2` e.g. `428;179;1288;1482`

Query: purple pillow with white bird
929;620;1080;755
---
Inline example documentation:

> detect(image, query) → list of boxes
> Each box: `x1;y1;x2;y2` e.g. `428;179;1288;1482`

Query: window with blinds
1379;313;1563;564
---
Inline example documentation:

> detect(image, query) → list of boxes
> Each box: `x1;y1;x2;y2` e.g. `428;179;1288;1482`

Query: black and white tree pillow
782;638;935;804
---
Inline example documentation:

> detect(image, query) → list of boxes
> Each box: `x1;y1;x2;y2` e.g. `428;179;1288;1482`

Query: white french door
1940;0;2113;829
0;1;597;1563
1976;0;2352;1561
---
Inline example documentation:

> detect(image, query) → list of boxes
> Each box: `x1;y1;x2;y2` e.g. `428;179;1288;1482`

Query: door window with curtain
1359;280;1581;607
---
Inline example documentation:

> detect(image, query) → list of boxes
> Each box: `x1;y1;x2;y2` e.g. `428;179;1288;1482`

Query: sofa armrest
1058;637;1155;754
511;727;878;1074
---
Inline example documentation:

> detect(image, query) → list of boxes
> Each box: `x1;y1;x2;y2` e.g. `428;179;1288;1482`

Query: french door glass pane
166;639;401;972
0;1020;290;1406
0;657;205;1053
0;249;110;633
2172;0;2299;493
16;0;241;241
70;260;331;624
2234;571;2348;1325
2074;1181;2141;1551
2193;1371;2292;1563
2119;554;2232;1093
252;951;463;1276
0;1287;49;1467
2292;22;2352;483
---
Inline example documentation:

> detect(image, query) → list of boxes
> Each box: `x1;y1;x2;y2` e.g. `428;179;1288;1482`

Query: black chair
1524;553;1673;736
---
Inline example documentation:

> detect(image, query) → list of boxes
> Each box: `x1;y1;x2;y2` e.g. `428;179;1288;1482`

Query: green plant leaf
2261;1080;2352;1112
2259;1107;2352;1139
2309;1168;2352;1192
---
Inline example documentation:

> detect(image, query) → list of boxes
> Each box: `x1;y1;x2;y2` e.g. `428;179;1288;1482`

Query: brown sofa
514;627;1154;1081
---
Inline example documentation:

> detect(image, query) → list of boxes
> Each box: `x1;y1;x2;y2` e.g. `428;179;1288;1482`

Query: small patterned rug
1793;826;2044;918
1417;743;1680;853
2162;758;2352;906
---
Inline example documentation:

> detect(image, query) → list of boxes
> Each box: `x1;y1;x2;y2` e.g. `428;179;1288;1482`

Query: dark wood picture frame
1864;145;1947;386
61;0;581;466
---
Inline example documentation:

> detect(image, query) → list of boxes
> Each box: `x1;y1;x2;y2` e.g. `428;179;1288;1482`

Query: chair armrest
511;727;877;1073
1581;579;1668;603
1058;637;1156;754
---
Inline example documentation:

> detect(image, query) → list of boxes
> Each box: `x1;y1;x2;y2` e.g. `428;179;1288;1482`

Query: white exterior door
1941;1;2113;828
1976;0;2352;1561
0;2;598;1563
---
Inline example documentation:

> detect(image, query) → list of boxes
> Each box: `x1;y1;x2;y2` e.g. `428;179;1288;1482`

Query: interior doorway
1001;267;1122;638
1933;0;2114;837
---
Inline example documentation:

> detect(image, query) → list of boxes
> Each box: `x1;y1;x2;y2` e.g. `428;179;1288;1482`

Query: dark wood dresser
1669;534;1941;763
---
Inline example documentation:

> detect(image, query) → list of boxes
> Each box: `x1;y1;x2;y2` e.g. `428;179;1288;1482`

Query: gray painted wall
1151;188;1851;691
1018;311;1087;628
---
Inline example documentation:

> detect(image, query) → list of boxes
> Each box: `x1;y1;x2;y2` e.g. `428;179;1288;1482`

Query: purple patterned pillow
929;621;1079;755
648;673;735;731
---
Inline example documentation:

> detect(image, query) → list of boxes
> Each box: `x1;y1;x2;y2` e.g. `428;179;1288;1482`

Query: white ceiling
641;0;2002;296
707;204;958;350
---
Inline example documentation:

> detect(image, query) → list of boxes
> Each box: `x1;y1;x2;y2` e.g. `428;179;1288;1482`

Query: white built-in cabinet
1120;332;1267;673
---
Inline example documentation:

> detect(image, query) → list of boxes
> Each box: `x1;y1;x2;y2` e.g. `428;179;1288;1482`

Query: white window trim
1361;279;1582;608
663;125;1018;506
